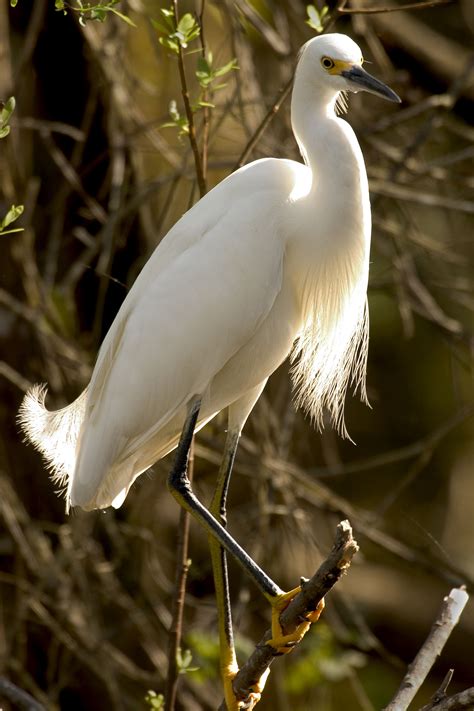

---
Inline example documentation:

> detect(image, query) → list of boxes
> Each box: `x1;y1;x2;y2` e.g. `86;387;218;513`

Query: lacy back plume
290;258;369;438
18;385;88;500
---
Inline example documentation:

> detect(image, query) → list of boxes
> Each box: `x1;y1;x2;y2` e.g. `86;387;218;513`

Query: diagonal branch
338;0;453;14
218;520;359;709
383;588;469;711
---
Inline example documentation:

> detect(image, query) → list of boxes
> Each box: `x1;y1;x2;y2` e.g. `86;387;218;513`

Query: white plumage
19;34;399;512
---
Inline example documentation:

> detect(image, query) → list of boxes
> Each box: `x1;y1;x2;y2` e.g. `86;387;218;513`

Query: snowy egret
20;33;400;709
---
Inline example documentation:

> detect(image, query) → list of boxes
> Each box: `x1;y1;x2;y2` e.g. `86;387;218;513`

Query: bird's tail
18;385;88;498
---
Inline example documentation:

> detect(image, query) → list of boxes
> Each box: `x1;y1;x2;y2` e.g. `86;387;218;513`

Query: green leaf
306;4;323;32
177;13;196;36
151;18;171;35
0;204;24;230
197;56;211;75
145;690;165;710
10;0;18;6
0;96;16;138
159;36;179;53
213;58;238;78
0;204;24;235
107;7;137;27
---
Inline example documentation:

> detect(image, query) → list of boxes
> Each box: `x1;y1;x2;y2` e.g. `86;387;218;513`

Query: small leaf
306;4;323;32
213;58;238;78
0;204;24;230
151;18;171;35
196;56;211;75
159;36;179;53
10;0;18;6
177;13;196;36
107;7;137;27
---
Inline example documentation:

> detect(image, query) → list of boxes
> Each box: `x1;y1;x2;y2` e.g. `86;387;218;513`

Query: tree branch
338;0;453;14
219;520;359;709
418;687;474;711
383;588;469;711
164;442;195;711
0;677;46;711
172;0;206;197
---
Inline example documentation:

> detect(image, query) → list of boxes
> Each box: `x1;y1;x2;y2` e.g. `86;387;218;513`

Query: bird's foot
223;660;270;710
266;586;325;655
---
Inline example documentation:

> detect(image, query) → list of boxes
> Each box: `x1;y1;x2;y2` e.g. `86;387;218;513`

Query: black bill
341;65;401;103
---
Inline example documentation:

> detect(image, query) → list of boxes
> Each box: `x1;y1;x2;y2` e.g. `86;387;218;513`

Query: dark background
0;1;473;709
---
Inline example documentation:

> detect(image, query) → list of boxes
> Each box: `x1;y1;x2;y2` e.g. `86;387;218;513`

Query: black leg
167;396;282;601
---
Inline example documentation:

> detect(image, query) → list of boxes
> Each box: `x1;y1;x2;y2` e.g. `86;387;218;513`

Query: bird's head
299;33;400;104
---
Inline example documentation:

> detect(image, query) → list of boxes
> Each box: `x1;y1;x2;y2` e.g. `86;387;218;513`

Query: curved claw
266;587;325;655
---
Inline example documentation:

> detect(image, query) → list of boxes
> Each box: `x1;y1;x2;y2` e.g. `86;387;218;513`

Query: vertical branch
198;0;210;184
172;0;206;197
164;442;195;711
165;6;208;706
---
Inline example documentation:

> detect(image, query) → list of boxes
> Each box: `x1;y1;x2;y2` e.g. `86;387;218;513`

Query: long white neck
287;54;372;437
291;60;369;208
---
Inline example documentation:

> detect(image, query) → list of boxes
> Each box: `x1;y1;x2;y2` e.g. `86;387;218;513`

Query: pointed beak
341;65;401;103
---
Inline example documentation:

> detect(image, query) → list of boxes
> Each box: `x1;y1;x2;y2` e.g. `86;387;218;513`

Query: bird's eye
321;56;335;70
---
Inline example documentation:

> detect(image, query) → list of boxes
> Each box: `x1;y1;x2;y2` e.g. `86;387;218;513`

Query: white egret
19;33;399;709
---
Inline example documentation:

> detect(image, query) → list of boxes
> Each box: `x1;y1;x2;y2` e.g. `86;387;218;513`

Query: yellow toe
267;590;325;655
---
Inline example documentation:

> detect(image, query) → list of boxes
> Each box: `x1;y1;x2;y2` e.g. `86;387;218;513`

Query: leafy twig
172;0;206;197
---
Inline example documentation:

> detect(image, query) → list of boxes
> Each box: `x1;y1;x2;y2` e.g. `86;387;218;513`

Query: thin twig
172;0;206;197
218;520;359;710
0;677;46;711
164;441;195;711
418;687;474;711
338;0;452;13
383;588;469;711
198;0;210;184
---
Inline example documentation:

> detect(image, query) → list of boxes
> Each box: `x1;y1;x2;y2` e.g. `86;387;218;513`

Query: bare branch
164;442;195;711
418;687;474;711
0;677;46;711
383;588;469;711
338;0;453;15
219;520;359;709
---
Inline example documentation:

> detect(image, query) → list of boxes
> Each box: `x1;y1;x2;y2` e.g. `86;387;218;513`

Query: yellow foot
266;586;325;655
223;661;270;710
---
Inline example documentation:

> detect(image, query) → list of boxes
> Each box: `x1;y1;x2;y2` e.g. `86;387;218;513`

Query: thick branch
221;520;358;709
383;588;469;711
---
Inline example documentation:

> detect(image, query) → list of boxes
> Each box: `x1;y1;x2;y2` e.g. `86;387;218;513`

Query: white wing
70;159;303;508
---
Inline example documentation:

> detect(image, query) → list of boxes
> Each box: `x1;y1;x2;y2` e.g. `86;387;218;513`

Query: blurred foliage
0;0;473;710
